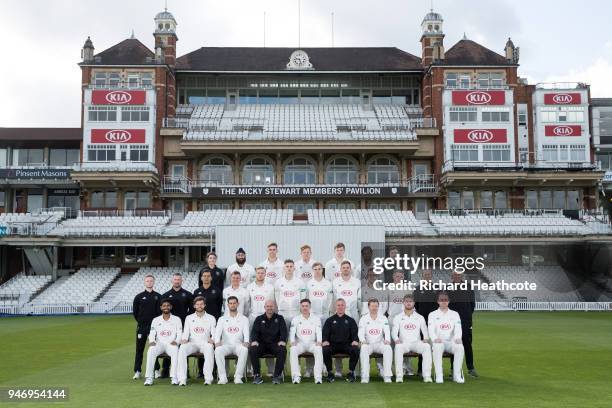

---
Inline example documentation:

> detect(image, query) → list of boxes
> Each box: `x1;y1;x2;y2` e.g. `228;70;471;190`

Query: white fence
1;301;611;315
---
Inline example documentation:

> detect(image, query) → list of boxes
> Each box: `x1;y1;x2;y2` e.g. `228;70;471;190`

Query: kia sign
453;129;508;143
452;90;506;106
545;125;581;137
91;90;146;105
90;129;146;144
544;93;581;105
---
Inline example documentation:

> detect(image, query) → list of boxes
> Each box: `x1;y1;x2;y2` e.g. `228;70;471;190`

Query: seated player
214;296;250;384
429;291;465;384
289;299;323;384
358;299;393;383
144;299;182;386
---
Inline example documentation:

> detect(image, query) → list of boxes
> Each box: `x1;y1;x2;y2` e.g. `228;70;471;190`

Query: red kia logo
105;90;132;104
283;290;296;297
254;295;264;301
466;91;492;105
104;130;132;143
267;271;277;279
467;130;494;143
341;289;353;297
227;326;240;334
368;328;381;335
440;323;451;330
301;328;313;336
312;290;325;297
160;330;171;337
552;94;573;104
194;326;205;334
404;323;417;330
553;126;575;136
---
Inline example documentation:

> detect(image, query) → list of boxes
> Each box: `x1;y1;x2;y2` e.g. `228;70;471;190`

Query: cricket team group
132;242;477;386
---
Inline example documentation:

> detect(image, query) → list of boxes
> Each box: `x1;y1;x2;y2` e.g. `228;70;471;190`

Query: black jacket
200;265;225;291
449;286;476;325
132;290;161;325
162;287;194;322
414;283;438;322
193;285;223;320
250;313;287;344
322;313;358;344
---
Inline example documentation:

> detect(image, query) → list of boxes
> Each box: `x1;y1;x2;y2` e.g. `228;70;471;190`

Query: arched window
367;157;399;184
284;157;316;185
200;157;233;185
325;157;358;184
242;157;275;185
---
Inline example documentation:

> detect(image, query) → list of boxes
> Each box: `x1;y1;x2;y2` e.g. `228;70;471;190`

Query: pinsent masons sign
192;186;412;198
0;169;71;179
91;90;146;105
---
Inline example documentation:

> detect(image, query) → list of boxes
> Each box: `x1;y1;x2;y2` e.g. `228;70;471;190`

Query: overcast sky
2;0;612;127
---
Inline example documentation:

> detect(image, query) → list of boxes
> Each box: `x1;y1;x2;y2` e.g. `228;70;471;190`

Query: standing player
144;299;182;386
295;245;316;283
429;291;465;384
132;274;161;380
247;266;276;376
193;269;223;321
260;242;284;286
226;248;255;288
392;294;432;383
449;271;478;378
275;259;306;329
325;242;355;281
358;299;392;383
307;262;333;326
289;299;323;384
201;252;225;291
322;299;359;383
177;296;216;386
414;268;437;376
356;246;374;280
361;267;388;317
223;271;250;316
250;300;288;385
161;273;193;378
214;296;250;384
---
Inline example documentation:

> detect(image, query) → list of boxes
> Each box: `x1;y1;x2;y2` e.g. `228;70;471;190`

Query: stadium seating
0;211;64;236
177;210;294;236
32;267;121;304
54;215;170;237
307;209;423;236
0;273;53;305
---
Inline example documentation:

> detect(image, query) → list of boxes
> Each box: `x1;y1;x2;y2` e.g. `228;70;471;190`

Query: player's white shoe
171;378;179;385
395;377;403;383
453;376;465;384
133;371;141;380
178;381;186;386
154;370;161;379
292;377;301;384
217;378;228;385
334;371;343;378
144;378;153;386
435;377;444;384
234;378;243;384
383;377;392;383
361;377;369;384
204;379;212;385
423;377;433;383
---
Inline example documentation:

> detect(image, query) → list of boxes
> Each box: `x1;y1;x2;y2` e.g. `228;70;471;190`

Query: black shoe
468;369;479;378
326;373;335;383
253;375;264;385
346;371;356;383
272;376;282;385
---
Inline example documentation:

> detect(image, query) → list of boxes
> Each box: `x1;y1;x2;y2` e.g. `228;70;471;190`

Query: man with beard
192;269;223;378
144;299;182;386
201;252;225;291
226;248;255;288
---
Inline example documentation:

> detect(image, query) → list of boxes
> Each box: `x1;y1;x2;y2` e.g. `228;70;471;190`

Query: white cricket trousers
290;343;323;381
360;342;392;380
177;342;214;383
432;341;464;382
145;342;178;380
215;343;249;382
395;341;432;379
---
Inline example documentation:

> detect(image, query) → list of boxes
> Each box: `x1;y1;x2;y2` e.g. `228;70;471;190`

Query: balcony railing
535;82;589;90
88;84;154;90
442;159;600;173
444;84;510;90
161;175;438;195
72;162;158;173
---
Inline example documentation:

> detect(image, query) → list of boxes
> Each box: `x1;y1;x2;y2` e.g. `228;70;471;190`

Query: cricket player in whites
392;294;432;383
289;299;324;384
429;291;465;383
275;259;307;330
223;271;250;316
144;299;182;386
325;242;355;281
177;296;216;386
358;299;393;383
214;296;250;384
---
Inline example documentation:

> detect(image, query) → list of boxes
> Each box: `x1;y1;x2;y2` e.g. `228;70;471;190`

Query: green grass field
0;312;611;408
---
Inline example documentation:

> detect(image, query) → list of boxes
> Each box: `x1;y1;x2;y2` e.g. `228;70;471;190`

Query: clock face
293;53;306;66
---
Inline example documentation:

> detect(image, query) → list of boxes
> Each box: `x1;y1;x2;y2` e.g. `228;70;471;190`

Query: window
463;191;474;210
91;247;118;264
87;145;116;161
481;191;493;209
12;149;44;166
482;145;511;161
90;190;117;208
141;73;153;88
526;190;538;209
93;72;120;88
459;74;471;89
325;202;358;210
121;107;150;122
553;190;565;209
94;72;107;88
569;145;586;162
368;202;400;210
367;157;399;184
127;145;149;162
124;247;149;264
325;157;358;184
567;190;580;210
494;191;507;209
540;191;552;209
284;157;316;185
127;74;140;89
201;203;232;211
446;73;457;88
518;108;528;126
482;109;510;122
50;149;80;167
88;106;117;121
242;157;274;185
201;157;233;184
542;145;558;162
449;107;477;122
596;153;612;170
125;191;151;210
242;202;273;210
540;107;585;123
477;72;504;89
0;191;5;208
0;148;7;167
448;191;461;210
171;164;186;178
109;73;121;88
287;202;315;215
451;145;478;162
